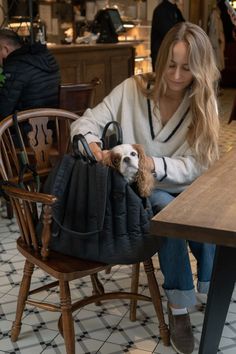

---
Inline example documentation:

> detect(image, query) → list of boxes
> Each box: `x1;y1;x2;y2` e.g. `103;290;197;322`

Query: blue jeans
150;189;216;308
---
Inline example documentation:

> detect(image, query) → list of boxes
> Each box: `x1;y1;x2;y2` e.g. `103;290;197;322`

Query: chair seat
17;237;108;281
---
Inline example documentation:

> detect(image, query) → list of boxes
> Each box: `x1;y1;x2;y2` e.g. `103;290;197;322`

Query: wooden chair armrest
2;185;57;205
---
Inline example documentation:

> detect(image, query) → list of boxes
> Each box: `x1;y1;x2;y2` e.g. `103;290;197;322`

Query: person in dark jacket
0;28;60;121
217;0;236;42
151;0;185;70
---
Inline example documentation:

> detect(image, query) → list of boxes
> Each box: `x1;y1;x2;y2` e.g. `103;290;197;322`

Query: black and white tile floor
0;88;236;353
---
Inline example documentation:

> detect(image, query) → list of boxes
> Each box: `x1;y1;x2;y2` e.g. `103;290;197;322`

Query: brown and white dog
103;144;155;198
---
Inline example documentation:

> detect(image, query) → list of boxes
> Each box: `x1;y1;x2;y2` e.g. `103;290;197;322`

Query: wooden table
150;147;236;354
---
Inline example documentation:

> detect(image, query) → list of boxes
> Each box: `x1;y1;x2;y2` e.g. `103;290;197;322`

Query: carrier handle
101;121;123;149
72;134;97;163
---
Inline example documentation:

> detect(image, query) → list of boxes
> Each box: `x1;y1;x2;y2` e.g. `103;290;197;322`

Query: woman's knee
150;189;176;213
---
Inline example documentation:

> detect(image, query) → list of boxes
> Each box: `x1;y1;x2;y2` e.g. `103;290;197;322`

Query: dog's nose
123;156;130;163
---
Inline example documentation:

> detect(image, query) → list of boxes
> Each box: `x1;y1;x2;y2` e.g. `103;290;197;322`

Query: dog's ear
132;144;147;174
132;144;145;160
102;151;121;169
132;144;155;198
111;152;121;169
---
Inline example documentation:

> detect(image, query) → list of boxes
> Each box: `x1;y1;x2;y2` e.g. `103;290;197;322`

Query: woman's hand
89;142;110;161
145;156;155;172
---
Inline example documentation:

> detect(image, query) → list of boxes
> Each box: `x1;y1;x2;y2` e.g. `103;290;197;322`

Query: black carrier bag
39;123;161;264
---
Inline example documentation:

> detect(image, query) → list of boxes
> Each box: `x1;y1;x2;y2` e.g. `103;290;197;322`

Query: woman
71;22;220;354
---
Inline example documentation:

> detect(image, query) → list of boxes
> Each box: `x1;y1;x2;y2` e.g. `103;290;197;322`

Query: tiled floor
0;88;236;353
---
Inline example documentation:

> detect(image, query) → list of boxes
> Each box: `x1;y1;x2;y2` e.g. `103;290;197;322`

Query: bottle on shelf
35;18;47;44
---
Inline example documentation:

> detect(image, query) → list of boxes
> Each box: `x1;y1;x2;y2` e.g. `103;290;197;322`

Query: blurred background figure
208;3;225;71
217;0;236;43
151;0;185;71
0;28;60;121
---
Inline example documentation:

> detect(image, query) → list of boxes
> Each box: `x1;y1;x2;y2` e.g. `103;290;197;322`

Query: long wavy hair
135;22;220;167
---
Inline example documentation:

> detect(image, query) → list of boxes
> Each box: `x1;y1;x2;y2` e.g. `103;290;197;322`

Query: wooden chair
59;79;101;115
0;108;169;353
0;108;78;218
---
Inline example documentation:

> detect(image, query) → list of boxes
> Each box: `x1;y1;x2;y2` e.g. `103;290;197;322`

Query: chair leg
105;265;112;274
91;273;104;295
129;263;140;321
143;259;170;346
59;280;75;354
90;273;105;306
6;201;14;219
11;260;34;342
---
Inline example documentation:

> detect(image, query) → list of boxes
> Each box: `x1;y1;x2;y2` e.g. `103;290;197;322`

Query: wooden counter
48;42;136;105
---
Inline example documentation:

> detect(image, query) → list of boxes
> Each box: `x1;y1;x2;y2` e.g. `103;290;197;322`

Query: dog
102;144;155;198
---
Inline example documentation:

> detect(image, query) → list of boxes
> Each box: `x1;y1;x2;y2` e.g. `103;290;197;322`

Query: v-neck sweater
71;77;207;193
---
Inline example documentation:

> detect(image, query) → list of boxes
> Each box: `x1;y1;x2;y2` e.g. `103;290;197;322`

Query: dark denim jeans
150;189;215;307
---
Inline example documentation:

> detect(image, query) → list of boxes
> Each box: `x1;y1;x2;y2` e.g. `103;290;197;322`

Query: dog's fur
102;144;155;197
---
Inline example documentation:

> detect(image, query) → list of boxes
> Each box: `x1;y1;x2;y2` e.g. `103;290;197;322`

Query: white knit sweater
71;77;206;193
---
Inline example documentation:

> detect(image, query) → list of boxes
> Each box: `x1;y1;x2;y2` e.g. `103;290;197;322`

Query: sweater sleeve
70;78;129;145
153;150;206;187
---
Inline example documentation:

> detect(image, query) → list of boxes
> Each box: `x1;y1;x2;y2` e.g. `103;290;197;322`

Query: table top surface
150;148;236;248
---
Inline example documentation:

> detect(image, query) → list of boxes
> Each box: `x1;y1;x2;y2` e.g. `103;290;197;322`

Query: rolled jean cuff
164;288;197;308
197;280;210;294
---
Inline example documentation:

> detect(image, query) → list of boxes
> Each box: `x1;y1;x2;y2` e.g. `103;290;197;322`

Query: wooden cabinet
49;43;135;105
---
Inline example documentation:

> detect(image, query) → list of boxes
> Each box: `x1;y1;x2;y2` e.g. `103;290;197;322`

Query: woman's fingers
89;142;103;161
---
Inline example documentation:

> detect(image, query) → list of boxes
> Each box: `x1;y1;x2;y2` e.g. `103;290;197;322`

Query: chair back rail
0;108;78;183
1;131;21;179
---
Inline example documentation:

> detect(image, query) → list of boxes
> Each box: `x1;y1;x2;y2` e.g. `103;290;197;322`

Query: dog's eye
130;151;137;157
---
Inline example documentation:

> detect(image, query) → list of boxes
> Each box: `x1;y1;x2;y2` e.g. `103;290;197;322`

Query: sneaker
168;304;195;354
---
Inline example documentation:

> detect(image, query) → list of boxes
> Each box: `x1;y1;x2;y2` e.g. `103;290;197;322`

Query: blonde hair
135;22;220;167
